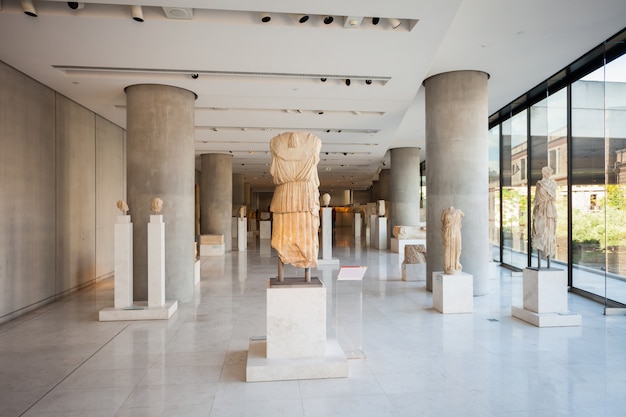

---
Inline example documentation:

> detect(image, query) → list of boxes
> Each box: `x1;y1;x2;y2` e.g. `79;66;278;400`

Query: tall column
378;169;391;201
233;173;245;210
424;70;489;296
244;183;251;208
126;84;196;302
390;147;421;229
200;154;233;251
371;180;380;201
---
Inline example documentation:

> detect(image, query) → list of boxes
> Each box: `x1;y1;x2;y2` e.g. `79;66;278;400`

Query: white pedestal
200;244;225;256
194;259;200;285
402;263;426;281
148;215;165;307
432;271;473;313
375;217;387;250
114;216;133;309
512;268;581;327
237;218;247;251
259;220;271;239
354;213;362;237
259;239;272;257
318;207;340;265
245;278;348;382
392;238;427;265
369;215;377;247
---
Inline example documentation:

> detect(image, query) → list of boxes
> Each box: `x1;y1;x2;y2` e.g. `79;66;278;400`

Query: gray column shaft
233;173;245;209
126;84;196;302
371;181;379;201
378;169;391;201
424;70;489;296
244;183;251;207
200;154;233;251
390;147;421;229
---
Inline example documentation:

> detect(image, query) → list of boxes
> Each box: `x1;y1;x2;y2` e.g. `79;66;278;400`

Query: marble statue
322;193;331;207
441;206;464;275
239;205;246;218
531;166;557;268
116;199;129;215
377;200;386;217
150;197;163;214
269;131;321;277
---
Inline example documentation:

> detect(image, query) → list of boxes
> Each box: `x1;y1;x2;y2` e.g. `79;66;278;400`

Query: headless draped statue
441;206;464;275
531;166;557;268
269;132;322;280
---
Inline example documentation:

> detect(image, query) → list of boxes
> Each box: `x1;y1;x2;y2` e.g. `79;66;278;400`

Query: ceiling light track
53;65;391;85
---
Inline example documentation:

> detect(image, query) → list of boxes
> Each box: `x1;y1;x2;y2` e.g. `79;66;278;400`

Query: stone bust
322;193;331;207
116;199;129;215
150;197;163;214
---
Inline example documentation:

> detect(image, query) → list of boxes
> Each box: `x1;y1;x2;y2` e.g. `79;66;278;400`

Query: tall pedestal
259;220;271;239
114;215;133;309
237;218;247;251
369;214;377;247
375;217;387;250
99;216;178;322
148;215;165;307
432;271;473;314
318;207;339;265
512;268;581;327
354;213;362;238
246;278;348;382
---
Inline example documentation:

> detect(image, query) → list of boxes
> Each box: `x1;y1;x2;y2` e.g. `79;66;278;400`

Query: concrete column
200;154;233;251
233;173;245;211
378;169;391;201
126;84;196;302
371;180;380;201
424;70;489;296
244;183;251;208
390;147;421;229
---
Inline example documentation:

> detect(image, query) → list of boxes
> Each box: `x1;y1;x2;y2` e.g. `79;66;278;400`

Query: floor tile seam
16;322;135;417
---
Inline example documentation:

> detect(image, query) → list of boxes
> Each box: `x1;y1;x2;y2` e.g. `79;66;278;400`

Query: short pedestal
369;215;377;247
245;277;348;382
237;218;247;251
259;220;271;239
200;234;225;256
432;271;473;313
512;268;581;327
402;263;426;281
114;216;133;309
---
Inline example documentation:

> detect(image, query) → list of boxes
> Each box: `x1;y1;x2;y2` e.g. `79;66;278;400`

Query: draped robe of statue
441;206;464;275
531;166;557;262
269;132;322;268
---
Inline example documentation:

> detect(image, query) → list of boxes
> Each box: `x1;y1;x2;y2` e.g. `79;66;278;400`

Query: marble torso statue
269;131;322;268
441;206;464;275
531;166;557;264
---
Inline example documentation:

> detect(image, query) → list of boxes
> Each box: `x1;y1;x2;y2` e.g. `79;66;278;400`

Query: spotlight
261;13;271;22
323;16;334;24
320;78;327;82
372;17;380;25
191;74;199;79
365;79;372;85
131;5;144;22
389;18;402;29
21;0;37;17
67;2;84;10
298;15;309;23
345;79;351;86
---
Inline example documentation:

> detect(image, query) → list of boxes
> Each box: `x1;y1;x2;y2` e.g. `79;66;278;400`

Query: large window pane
571;53;626;304
502;110;528;269
489;125;501;261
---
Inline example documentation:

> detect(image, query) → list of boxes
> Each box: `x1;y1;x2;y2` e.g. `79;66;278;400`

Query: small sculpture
377;200;386;217
116;199;129;215
239;205;246;218
322;193;331;207
531;166;557;268
150;197;163;214
441;206;464;275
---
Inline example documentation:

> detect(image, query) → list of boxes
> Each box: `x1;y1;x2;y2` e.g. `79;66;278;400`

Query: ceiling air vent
162;7;193;20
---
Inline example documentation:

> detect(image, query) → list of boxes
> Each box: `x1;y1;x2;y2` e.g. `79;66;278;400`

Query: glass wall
489;29;626;306
571;53;626;305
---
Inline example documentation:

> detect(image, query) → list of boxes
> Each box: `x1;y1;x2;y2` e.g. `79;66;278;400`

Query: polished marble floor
1;229;626;417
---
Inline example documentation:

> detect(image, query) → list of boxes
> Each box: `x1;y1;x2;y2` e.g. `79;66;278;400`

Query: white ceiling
1;0;625;191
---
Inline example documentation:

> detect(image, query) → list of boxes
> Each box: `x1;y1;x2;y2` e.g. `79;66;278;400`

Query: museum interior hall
1;1;626;416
